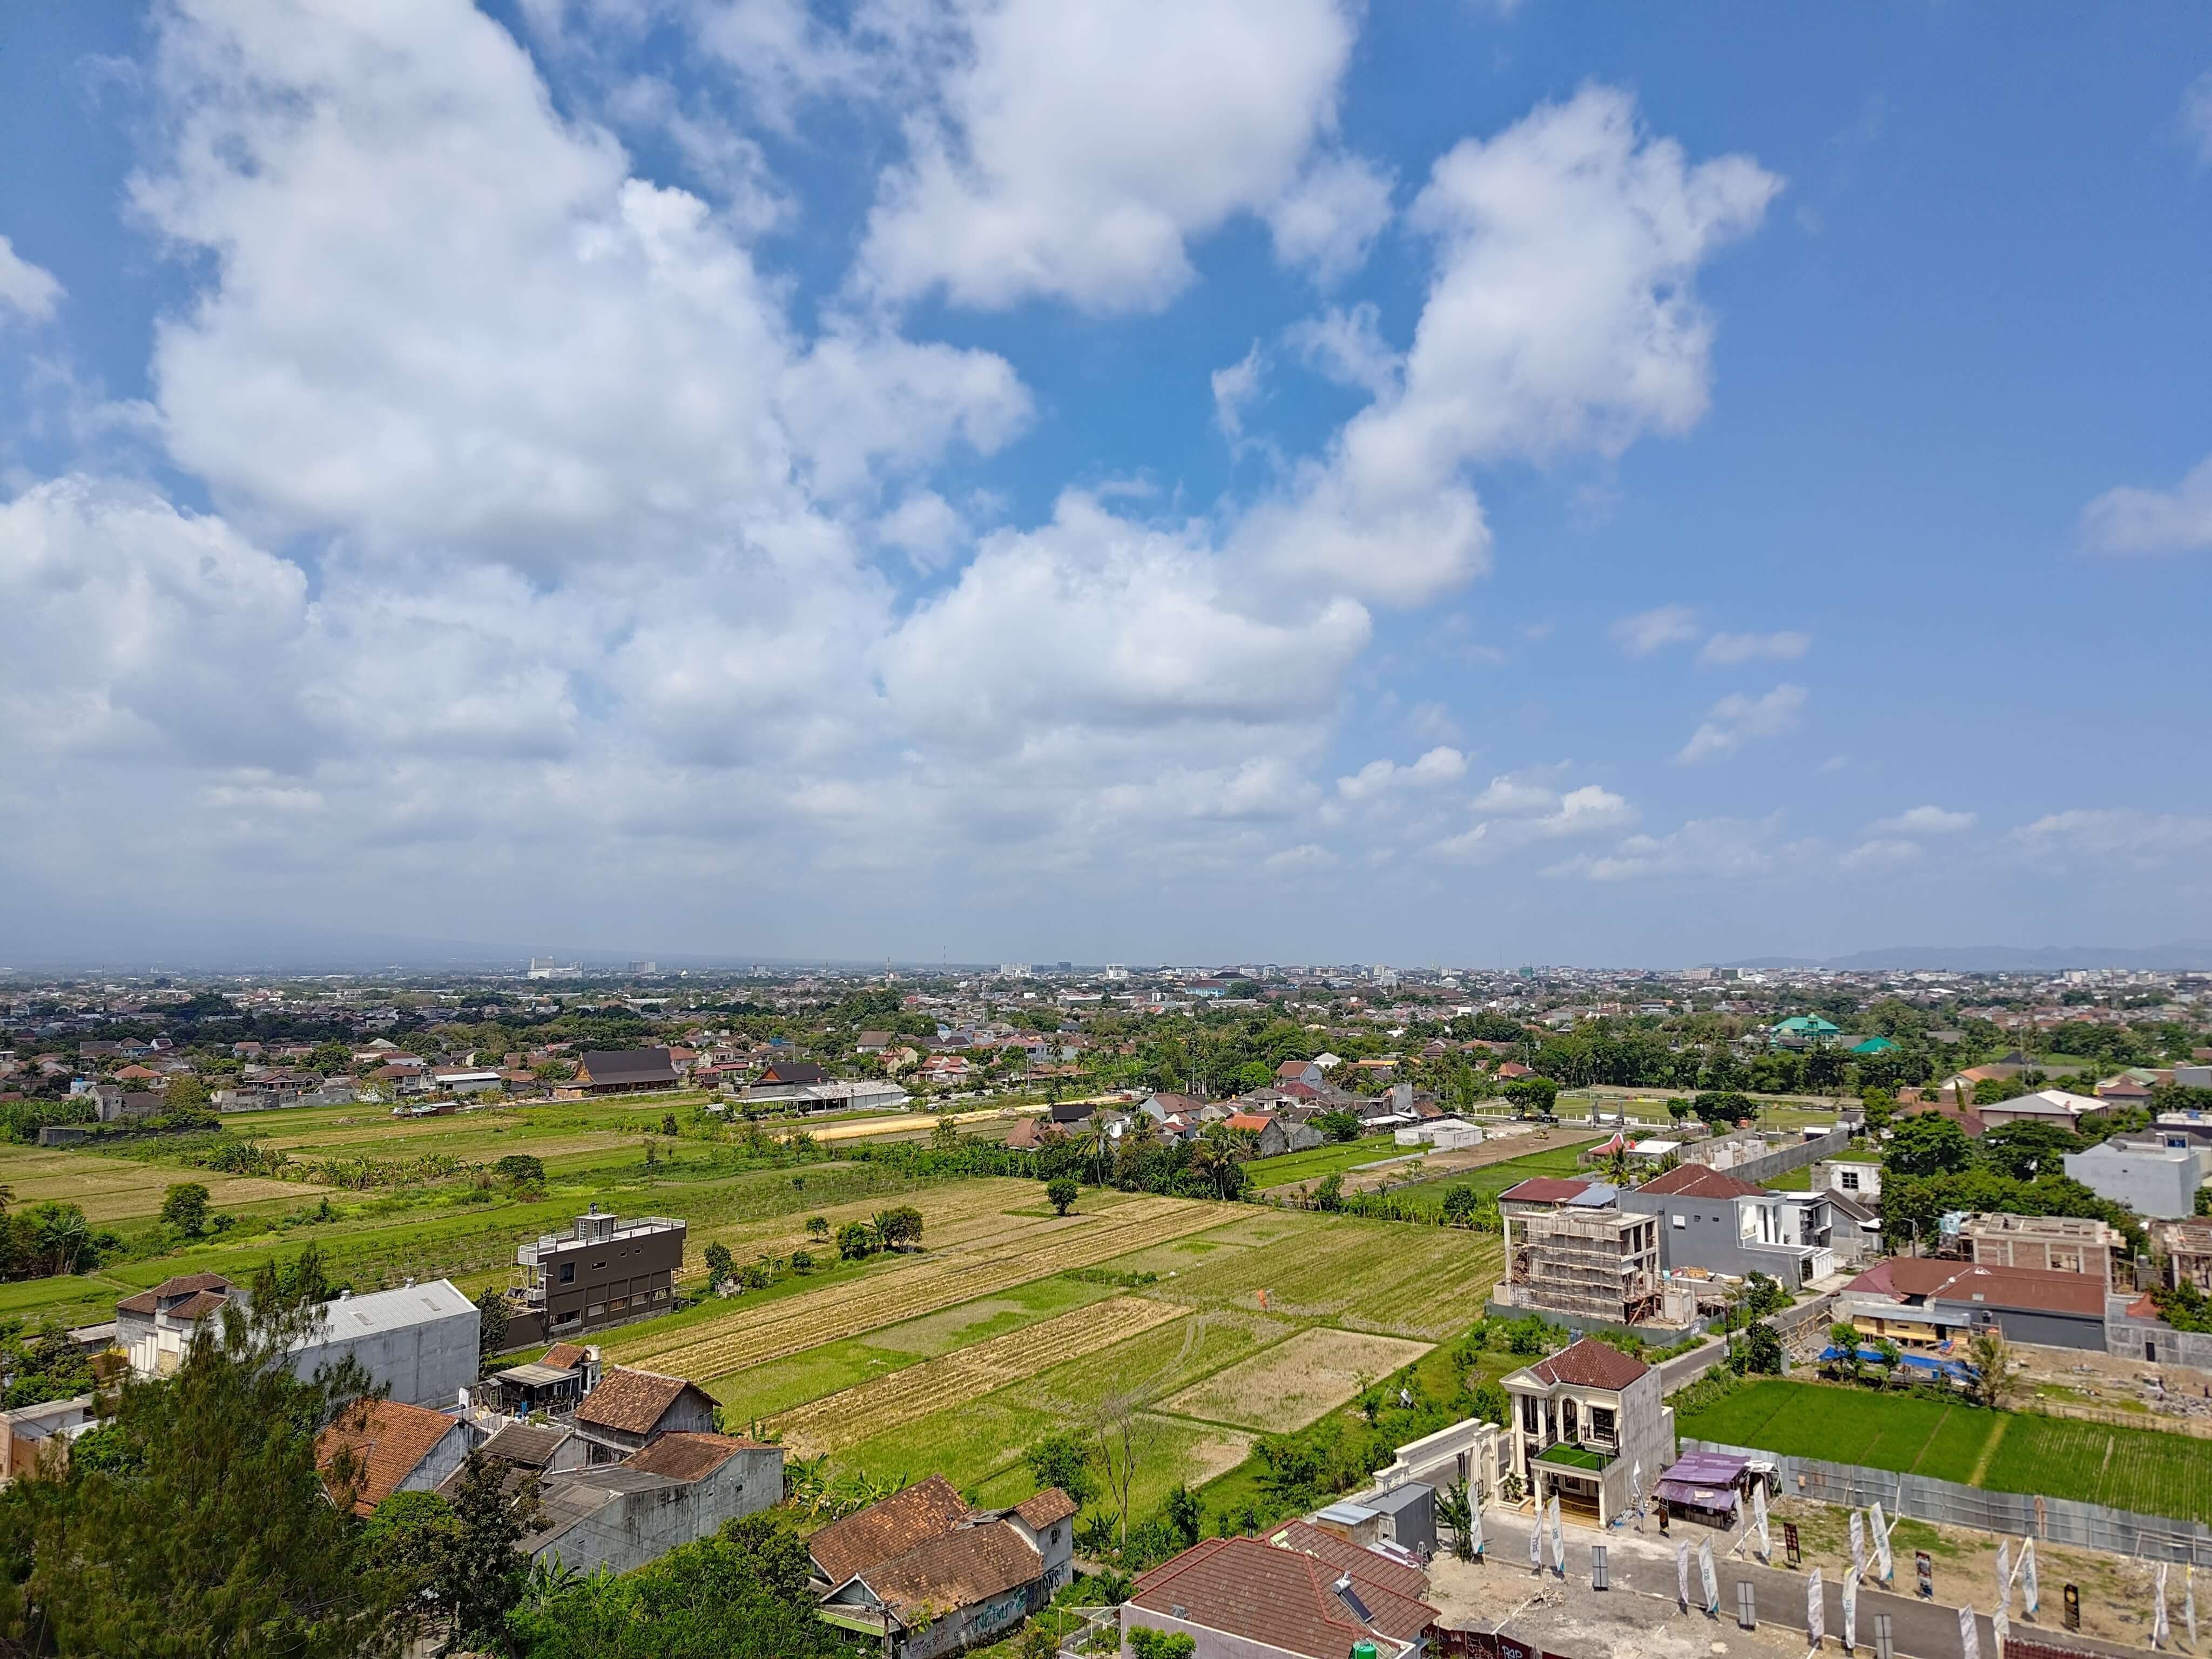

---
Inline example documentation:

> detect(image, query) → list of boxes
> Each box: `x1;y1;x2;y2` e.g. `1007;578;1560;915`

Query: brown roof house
1500;1338;1674;1526
568;1049;680;1096
116;1273;241;1378
316;1398;471;1515
1124;1534;1437;1659
572;1365;719;1459
811;1474;1077;1658
524;1432;784;1578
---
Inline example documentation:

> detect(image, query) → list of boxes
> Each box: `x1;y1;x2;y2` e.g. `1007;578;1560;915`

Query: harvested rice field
1160;1326;1433;1431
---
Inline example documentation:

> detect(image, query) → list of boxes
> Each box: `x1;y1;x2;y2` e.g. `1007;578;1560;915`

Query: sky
2;2;2210;970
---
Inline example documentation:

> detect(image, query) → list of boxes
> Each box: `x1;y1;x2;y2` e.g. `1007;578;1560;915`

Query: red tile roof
623;1431;759;1482
810;1474;972;1588
1636;1164;1765;1201
542;1342;589;1371
166;1289;230;1320
1846;1257;2106;1318
1223;1112;1275;1132
317;1399;463;1515
1011;1488;1078;1529
575;1367;706;1437
1265;1520;1429;1602
1520;1337;1651;1392
860;1522;1044;1621
1498;1176;1591;1204
1129;1535;1437;1659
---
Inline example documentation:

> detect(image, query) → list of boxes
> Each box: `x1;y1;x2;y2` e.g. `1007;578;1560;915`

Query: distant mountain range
1723;943;2212;973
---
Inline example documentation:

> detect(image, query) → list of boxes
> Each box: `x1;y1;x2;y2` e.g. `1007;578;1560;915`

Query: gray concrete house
1502;1337;1675;1525
2066;1134;2212;1220
295;1280;480;1408
1617;1163;1837;1287
525;1432;783;1577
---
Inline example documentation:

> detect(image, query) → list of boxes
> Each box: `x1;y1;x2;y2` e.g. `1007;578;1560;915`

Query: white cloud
1870;805;1975;837
1469;763;1571;815
2080;454;2212;556
0;235;62;321
1676;683;1806;763
1433;783;1634;863
1284;302;1401;396
1265;152;1394;286
856;0;1357;314
1840;838;1923;873
1334;746;1468;802
1231;86;1777;609
1611;604;1699;656
875;490;968;568
2007;809;2212;867
1700;630;1810;665
1264;842;1337;872
1212;343;1266;441
2184;71;2212;166
1548;812;1804;882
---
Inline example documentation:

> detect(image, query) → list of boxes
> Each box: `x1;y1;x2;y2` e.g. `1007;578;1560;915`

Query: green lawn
1382;1144;1594;1214
1680;1379;2212;1523
1246;1135;1408;1188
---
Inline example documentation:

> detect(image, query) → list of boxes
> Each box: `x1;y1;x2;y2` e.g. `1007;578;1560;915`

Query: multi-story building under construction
1494;1175;1673;1327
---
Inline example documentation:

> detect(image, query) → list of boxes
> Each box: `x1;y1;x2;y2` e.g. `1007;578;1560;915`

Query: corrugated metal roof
312;1278;475;1339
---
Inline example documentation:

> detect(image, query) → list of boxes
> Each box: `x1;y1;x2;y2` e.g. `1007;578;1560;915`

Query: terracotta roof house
574;1365;719;1456
1501;1339;1674;1527
1124;1534;1437;1659
446;1419;589;1492
811;1474;1077;1656
115;1273;241;1378
1839;1256;2108;1352
316;1398;470;1515
525;1432;783;1578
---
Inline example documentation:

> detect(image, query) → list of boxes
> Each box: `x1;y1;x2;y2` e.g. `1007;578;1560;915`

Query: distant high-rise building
1103;965;1129;981
628;960;658;974
998;963;1031;980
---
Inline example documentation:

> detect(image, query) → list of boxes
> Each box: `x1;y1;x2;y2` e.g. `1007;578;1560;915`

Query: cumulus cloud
1700;630;1810;665
0;235;62;321
2007;809;2212;867
1840;838;1923;873
1212;343;1266;441
1431;780;1634;863
2080;454;2212;556
1233;86;1777;608
1611;604;1699;656
1677;683;1806;763
1284;302;1401;397
1334;745;1468;802
1870;805;1975;837
856;0;1357;313
1548;812;1804;882
1265;151;1395;286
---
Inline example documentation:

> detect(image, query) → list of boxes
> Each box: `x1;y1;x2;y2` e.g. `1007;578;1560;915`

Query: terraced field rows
772;1296;1189;1454
612;1198;1225;1379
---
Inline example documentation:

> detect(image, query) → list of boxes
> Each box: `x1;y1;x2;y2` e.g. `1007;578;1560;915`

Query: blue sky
2;1;2209;968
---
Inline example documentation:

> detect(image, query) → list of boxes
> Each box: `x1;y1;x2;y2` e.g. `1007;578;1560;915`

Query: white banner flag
1842;1568;1857;1651
1996;1541;2011;1618
1529;1513;1543;1568
1469;1498;1483;1558
1700;1537;1719;1616
1992;1604;2009;1655
2187;1564;2197;1647
1548;1495;1564;1575
1633;1458;1643;1513
1850;1510;1866;1579
1870;1500;1893;1583
1808;1566;1825;1648
1678;1540;1691;1610
1752;1481;1771;1562
2156;1562;2171;1648
1959;1604;1980;1659
2020;1536;2038;1615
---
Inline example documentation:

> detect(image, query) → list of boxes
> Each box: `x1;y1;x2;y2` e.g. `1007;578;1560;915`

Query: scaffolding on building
1506;1208;1663;1325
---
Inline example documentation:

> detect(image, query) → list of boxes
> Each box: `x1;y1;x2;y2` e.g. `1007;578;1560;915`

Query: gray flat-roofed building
294;1279;479;1408
2065;1135;2212;1220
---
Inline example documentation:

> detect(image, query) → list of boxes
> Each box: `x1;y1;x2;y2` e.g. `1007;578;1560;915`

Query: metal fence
1683;1437;2212;1566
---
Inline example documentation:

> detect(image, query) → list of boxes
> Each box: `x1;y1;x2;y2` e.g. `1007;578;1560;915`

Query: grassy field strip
1680;1379;2212;1523
610;1200;1228;1378
770;1297;1190;1454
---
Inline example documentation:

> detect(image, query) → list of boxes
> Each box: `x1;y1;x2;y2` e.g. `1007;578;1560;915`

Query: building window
559;1263;576;1284
1841;1172;1859;1191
